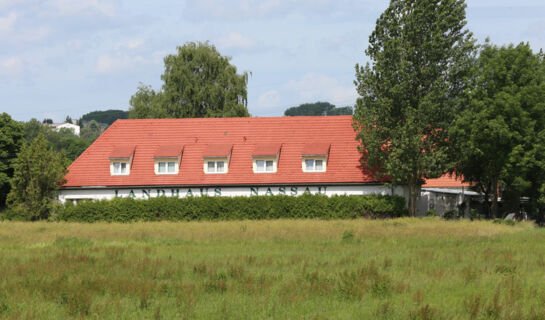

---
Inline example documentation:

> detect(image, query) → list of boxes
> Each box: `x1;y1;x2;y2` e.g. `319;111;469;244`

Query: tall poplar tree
354;0;476;216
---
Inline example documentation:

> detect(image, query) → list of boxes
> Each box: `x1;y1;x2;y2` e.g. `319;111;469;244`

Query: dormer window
252;143;281;174
303;158;325;172
255;159;275;172
109;145;135;176
203;144;232;174
154;145;183;175
113;161;128;174
157;161;176;174
301;143;330;173
206;160;226;173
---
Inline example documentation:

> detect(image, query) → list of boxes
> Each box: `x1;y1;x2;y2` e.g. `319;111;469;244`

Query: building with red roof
59;115;473;215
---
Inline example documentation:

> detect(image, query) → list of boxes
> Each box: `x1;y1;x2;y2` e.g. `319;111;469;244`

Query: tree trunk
491;176;499;219
408;179;420;217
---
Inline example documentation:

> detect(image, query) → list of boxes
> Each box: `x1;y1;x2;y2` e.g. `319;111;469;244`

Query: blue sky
1;0;544;122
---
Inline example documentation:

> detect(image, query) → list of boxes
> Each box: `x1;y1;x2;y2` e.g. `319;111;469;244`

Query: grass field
0;218;544;319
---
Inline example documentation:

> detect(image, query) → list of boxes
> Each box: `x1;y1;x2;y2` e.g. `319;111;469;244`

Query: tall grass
0;218;543;319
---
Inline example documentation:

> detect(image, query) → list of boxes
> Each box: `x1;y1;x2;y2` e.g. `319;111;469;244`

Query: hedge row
56;194;407;222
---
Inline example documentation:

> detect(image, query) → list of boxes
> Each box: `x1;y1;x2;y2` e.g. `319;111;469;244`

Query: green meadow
0;218;544;319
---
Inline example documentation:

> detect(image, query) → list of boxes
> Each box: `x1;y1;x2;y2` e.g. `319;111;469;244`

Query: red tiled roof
62;116;467;188
109;145;135;159
302;143;330;156
154;145;183;158
252;143;282;157
203;144;233;157
423;173;470;188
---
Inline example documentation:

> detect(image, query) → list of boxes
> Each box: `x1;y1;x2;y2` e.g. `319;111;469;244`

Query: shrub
443;210;459;220
55;194;406;223
469;209;480;220
425;209;437;217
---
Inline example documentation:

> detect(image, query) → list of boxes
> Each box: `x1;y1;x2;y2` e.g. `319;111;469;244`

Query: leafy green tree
23;119;92;162
130;42;250;119
328;106;353;116
65;116;73;124
49;128;92;161
79;109;129;126
284;102;353;116
0;113;24;209
354;0;476;216
450;42;545;218
7;134;67;220
80;120;102;143
23;118;44;143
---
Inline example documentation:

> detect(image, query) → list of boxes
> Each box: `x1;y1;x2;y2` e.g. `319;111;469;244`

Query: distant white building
50;122;80;136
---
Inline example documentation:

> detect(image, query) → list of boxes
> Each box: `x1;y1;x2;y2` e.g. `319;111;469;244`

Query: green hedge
55;194;407;222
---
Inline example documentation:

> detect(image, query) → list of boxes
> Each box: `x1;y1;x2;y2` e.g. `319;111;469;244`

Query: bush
443;210;459;220
425;209;437;217
55;194;407;223
1;205;31;221
469;209;480;220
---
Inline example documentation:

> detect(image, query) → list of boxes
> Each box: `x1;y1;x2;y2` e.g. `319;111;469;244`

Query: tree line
354;0;545;220
0;115;105;215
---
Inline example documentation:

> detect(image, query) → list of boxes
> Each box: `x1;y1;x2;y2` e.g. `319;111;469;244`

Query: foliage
443;210;459;220
284;101;353;116
6;134;67;221
0;219;540;318
55;194;406;222
0;113;24;209
79;109;128;126
129;41;250;119
449;42;545;218
353;0;476;216
23;118;93;161
425;209;437;217
80;120;103;142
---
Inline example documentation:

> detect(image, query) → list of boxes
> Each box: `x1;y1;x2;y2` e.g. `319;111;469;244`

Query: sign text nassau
113;186;328;199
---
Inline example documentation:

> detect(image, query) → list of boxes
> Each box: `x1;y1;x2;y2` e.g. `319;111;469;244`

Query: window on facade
109;145;135;176
303;158;326;172
206;160;226;173
156;161;177;174
254;159;276;173
112;161;128;175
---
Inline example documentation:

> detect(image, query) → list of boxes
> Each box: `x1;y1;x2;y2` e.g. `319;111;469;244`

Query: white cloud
0;0;28;11
0;12;17;33
115;39;145;50
185;0;284;20
50;0;116;17
95;54;146;75
0;56;24;77
256;89;281;112
215;32;255;50
286;73;357;107
184;0;382;21
0;11;50;43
